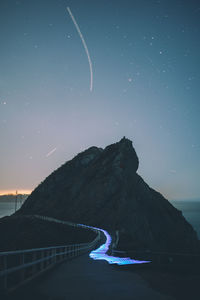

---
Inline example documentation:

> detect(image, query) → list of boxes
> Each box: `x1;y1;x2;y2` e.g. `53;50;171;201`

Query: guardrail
0;215;101;294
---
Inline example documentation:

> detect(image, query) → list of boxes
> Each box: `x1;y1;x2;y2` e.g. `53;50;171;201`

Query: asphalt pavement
5;254;174;300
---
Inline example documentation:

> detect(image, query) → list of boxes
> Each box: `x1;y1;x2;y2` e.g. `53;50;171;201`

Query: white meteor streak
67;7;93;92
46;147;57;158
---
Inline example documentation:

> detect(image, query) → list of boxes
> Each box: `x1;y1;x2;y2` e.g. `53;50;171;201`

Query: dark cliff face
18;138;199;253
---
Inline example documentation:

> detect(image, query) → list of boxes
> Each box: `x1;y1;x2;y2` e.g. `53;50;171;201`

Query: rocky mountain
18;137;199;253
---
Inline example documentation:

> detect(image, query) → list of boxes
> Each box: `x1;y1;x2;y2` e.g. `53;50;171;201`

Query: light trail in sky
79;224;150;265
46;147;57;158
67;7;93;92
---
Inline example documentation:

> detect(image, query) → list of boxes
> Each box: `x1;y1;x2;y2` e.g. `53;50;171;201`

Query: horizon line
0;189;32;196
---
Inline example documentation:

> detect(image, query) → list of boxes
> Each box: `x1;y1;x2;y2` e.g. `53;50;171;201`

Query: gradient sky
0;0;199;199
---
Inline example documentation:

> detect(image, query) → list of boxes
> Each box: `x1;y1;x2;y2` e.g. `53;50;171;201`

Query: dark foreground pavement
5;254;174;300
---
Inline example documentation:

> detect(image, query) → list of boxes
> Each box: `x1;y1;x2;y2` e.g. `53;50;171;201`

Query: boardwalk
6;254;173;300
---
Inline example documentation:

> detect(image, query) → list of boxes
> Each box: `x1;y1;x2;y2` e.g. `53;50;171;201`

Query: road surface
6;254;174;300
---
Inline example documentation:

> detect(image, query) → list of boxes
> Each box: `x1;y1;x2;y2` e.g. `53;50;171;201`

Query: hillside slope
18;138;199;253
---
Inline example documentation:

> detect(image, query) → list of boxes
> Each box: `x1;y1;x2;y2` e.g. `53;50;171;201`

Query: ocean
0;201;22;218
0;200;200;239
171;200;200;239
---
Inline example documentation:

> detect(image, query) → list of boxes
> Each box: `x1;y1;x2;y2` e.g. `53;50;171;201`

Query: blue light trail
79;224;150;265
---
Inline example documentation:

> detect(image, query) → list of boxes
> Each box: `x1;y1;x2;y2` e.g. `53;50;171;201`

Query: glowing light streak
46;147;57;157
79;224;150;266
67;7;93;92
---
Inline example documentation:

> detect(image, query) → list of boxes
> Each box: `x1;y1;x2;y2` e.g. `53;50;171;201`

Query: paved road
7;254;174;300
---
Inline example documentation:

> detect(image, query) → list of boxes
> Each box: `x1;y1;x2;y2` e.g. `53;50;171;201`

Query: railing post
50;249;53;265
40;250;44;271
47;250;50;266
48;249;51;265
58;249;61;261
61;248;64;260
56;248;59;263
71;245;73;258
3;255;7;291
56;249;59;262
20;253;25;283
32;252;37;275
53;248;56;264
50;249;52;265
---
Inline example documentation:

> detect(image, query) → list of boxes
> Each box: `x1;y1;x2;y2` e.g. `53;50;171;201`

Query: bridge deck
5;254;173;300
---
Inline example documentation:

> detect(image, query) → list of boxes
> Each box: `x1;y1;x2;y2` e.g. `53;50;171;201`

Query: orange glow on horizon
0;189;32;196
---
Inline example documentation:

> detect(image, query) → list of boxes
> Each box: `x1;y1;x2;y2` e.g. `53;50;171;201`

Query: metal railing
0;215;101;294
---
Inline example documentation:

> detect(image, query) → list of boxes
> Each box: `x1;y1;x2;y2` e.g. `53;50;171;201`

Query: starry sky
0;0;199;199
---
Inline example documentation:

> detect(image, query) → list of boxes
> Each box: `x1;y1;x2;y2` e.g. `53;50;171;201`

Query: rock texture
18;137;199;253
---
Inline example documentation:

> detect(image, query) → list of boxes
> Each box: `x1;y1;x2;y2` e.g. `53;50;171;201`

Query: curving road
79;223;150;265
5;216;173;300
34;215;150;265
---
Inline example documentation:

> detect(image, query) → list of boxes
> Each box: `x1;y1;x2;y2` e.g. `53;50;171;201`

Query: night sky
0;0;199;199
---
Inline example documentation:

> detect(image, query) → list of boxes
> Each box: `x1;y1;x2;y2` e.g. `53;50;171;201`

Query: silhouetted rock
18;137;199;253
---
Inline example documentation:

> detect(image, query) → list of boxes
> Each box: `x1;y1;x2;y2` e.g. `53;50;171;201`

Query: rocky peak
76;146;102;166
119;136;132;146
103;137;139;173
18;138;200;253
